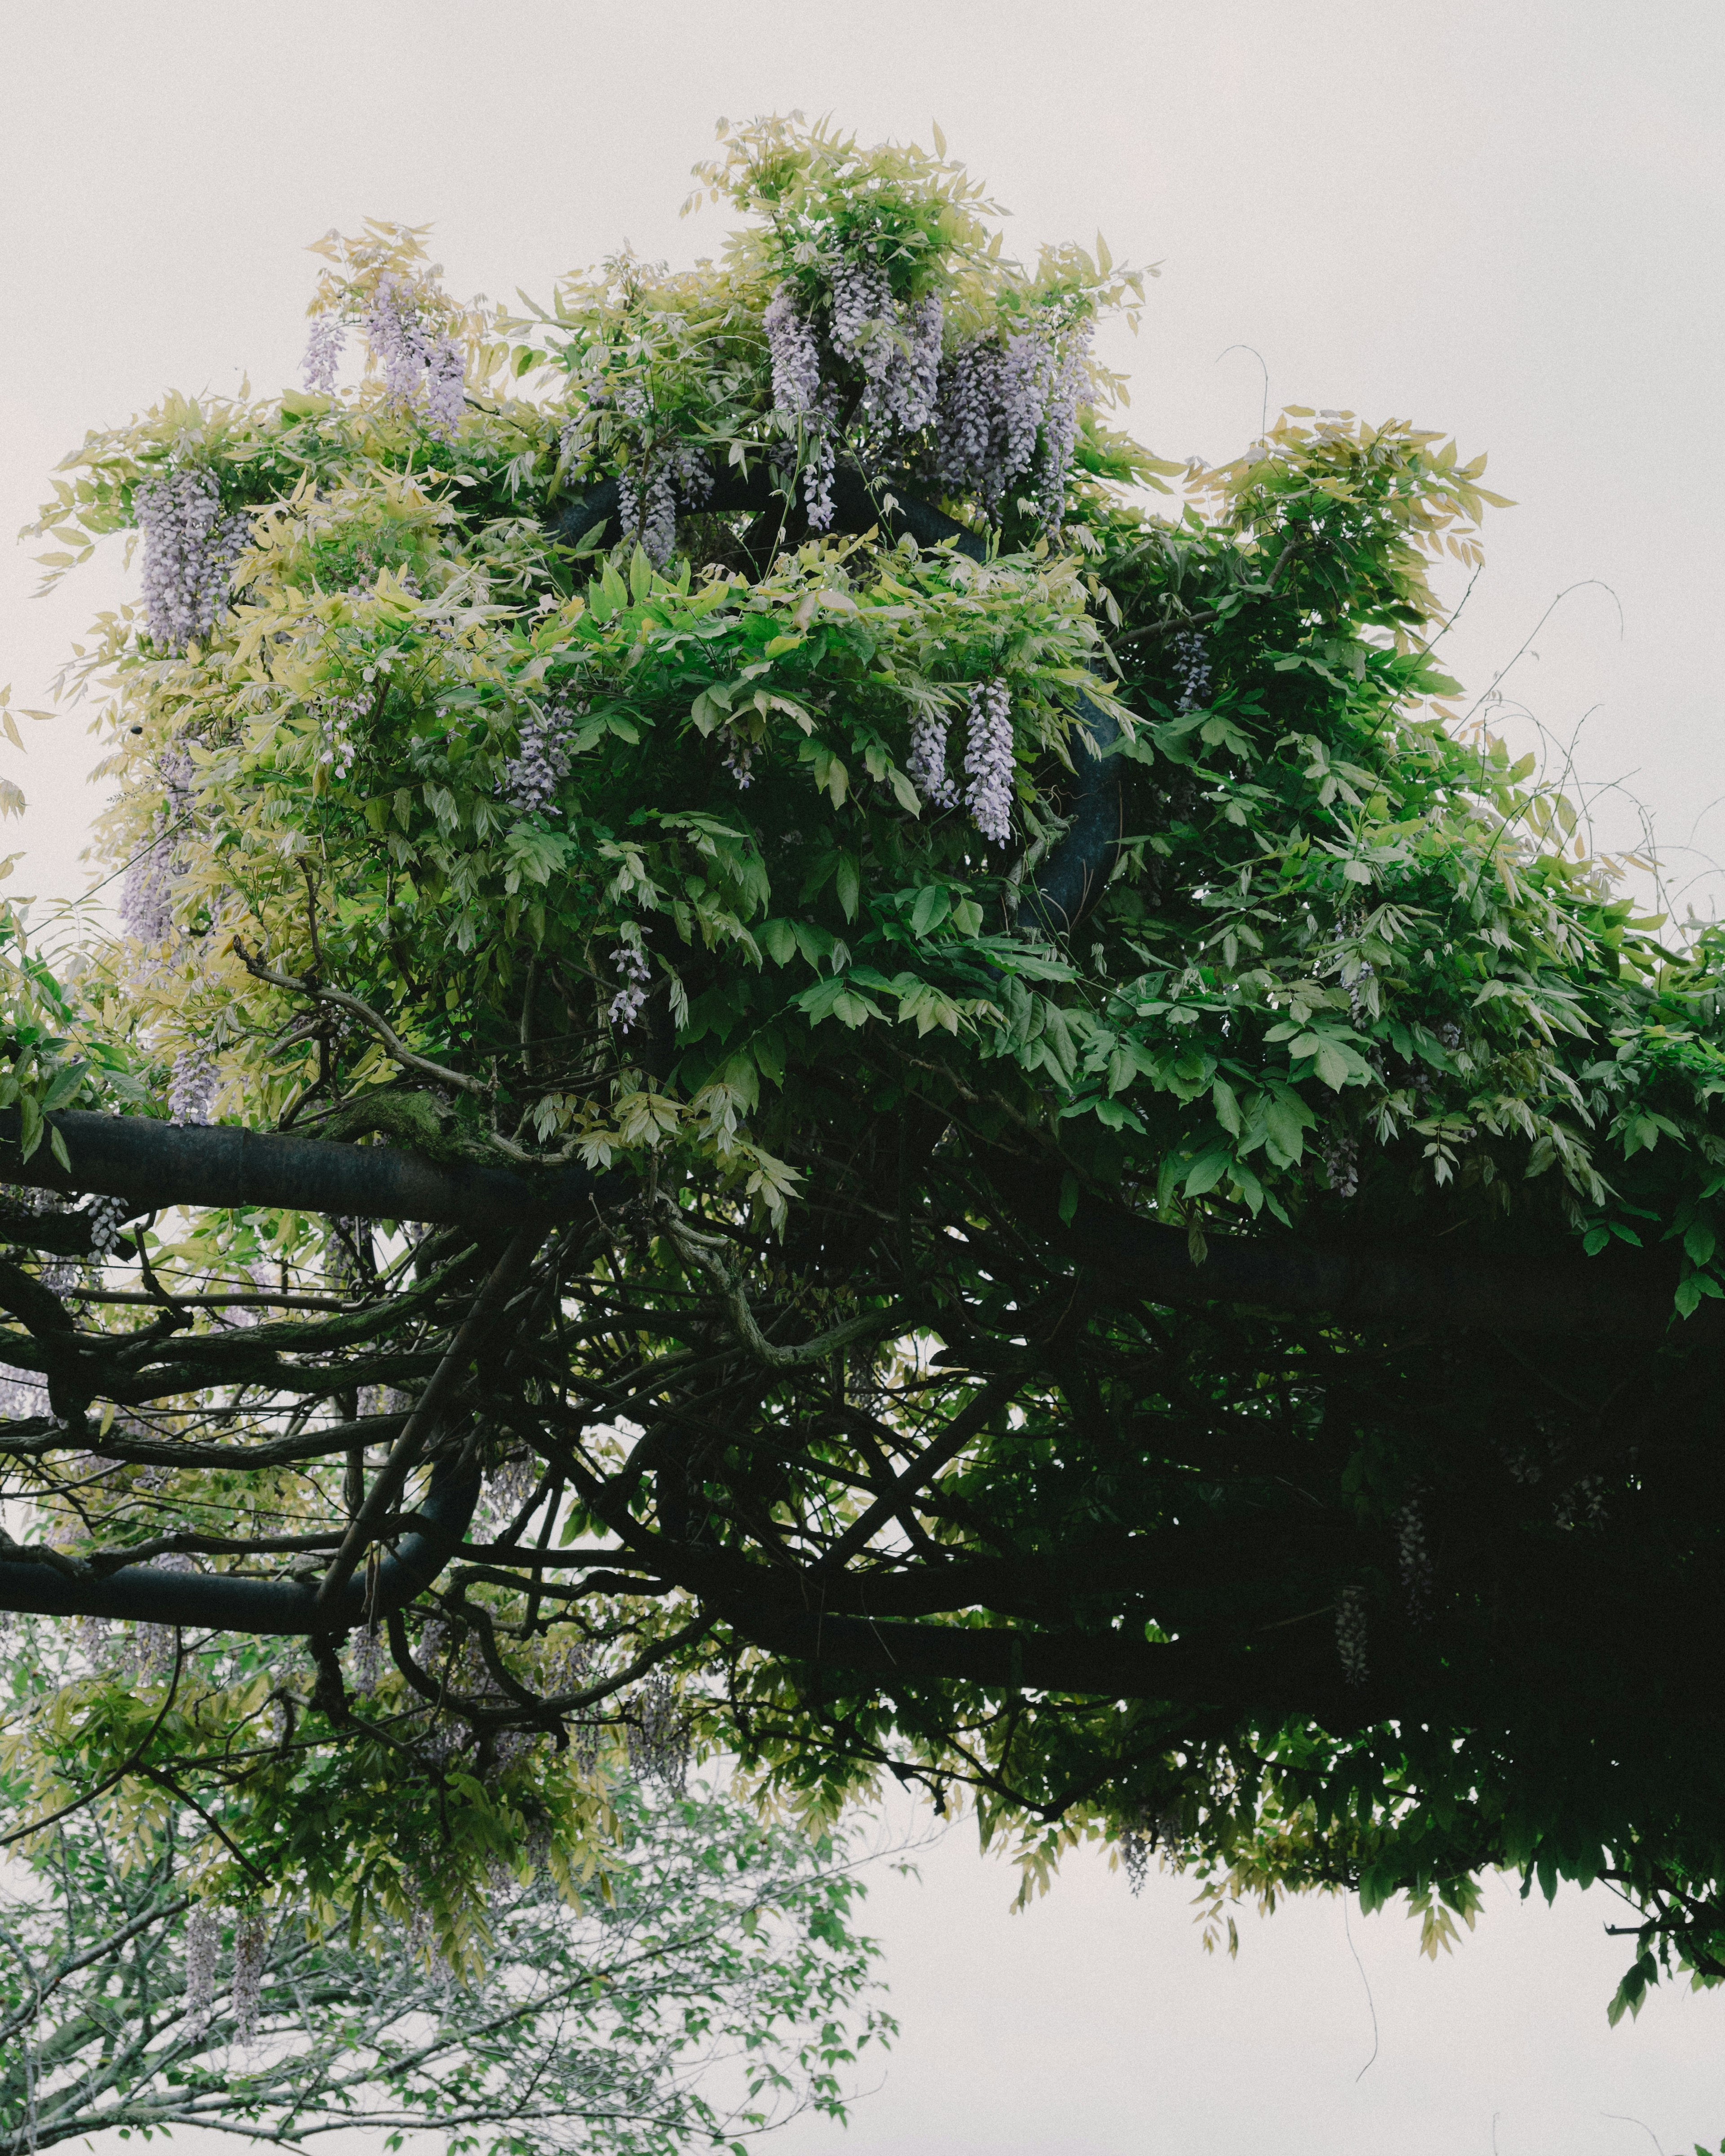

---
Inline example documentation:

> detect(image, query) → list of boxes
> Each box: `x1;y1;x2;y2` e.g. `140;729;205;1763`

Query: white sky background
0;0;1721;2147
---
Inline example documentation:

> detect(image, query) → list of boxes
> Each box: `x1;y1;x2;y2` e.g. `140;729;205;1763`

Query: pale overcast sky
3;3;1723;2150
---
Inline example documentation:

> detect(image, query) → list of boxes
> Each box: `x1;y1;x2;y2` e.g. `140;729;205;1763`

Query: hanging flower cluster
1336;1585;1368;1685
963;678;1015;844
932;323;1090;522
136;470;250;654
1171;628;1212;714
618;442;714;570
168;1042;218;1126
301;254;467;441
501;698;581;817
185;1905;220;2032
830;254;944;434
608;939;652;1032
231;1910;268;2047
763;284;836;530
907;710;958;810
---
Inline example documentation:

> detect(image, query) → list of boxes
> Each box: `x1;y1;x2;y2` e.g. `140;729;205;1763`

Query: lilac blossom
185;1906;219;2032
907;711;957;810
231;1910;267;2047
763;285;823;416
1171;628;1212;714
301;316;346;395
502;698;578;817
627;1669;690;1795
168;1043;218;1127
608;939;652;1032
363;274;467;440
878;293;944;434
963;678;1015;844
423;335;467;440
137;470;250;653
1336;1585;1368;1685
1036;322;1093;527
763;285;836;531
365;274;427;405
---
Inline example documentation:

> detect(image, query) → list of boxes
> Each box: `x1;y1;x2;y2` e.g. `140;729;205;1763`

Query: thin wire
1600;2115;1664;2156
1341;1894;1379;2080
1216;343;1271;440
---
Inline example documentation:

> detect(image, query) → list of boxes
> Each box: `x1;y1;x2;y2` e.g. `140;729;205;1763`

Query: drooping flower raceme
963;678;1015;844
997;332;1050;487
763;284;835;530
301;316;346;395
362;273;466;442
1336;1585;1368;1685
1171;628;1212;714
364;273;427;406
934;338;1004;507
763;284;823;417
502;699;577;817
1035;322;1092;528
136;470;250;653
231;1911;267;2047
168;1043;218;1127
608;939;652;1032
423;336;467;439
933;320;1091;525
829;253;894;373
185;1906;219;2032
907;711;958;810
878;293;944;434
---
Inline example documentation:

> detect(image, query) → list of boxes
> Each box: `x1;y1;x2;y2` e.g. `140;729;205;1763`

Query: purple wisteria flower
362;274;467;441
931;320;1091;526
365;273;426;405
301;316;346;395
423;335;467;440
502;699;577;817
907;711;957;809
185;1906;219;2031
963;678;1015;845
1036;323;1093;528
168;1043;218;1127
137;470;250;653
764;285;823;416
1171;628;1212;714
608;939;652;1032
763;284;836;530
829;253;895;372
231;1911;267;2047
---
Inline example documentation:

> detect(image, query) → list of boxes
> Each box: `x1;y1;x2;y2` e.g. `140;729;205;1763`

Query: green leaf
910;885;951;938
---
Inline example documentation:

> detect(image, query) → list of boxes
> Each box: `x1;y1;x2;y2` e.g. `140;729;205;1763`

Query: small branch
230;938;489;1100
311;1228;540;1617
653;1196;904;1370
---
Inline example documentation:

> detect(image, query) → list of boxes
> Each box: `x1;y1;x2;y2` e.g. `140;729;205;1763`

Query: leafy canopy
5;114;1725;2029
